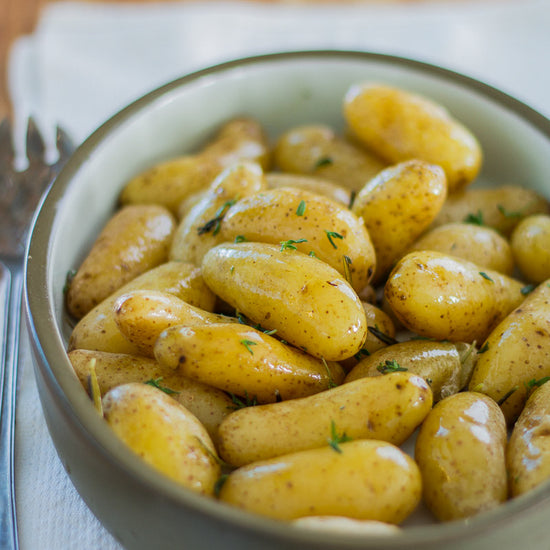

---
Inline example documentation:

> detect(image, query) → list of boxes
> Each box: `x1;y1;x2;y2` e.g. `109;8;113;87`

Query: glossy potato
415;391;507;521
507;381;550;497
68;349;234;445
385;251;525;342
218;187;376;292
68;262;215;355
351;160;447;281
154;323;345;403
409;222;514;275
102;383;221;494
217;372;432;466
343;83;482;191
469;280;550;424
510;214;550;282
273;124;386;191
218;440;421;523
66;204;176;319
345;340;477;402
201;242;368;361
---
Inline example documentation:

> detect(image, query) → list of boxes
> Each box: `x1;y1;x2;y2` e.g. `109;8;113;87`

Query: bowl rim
25;49;550;548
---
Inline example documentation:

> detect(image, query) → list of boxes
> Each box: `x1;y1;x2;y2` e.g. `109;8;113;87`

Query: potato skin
201;242;367;361
218;372;432;466
273;124;386;192
68;349;233;446
384;250;525;343
410;222;514;275
154;323;345;403
510;214;550;283
415;391;507;521
102;383;221;494
219;187;376;292
68;262;215;355
66;204;176;319
507;381;550;497
468;280;550;424
352;159;447;281
343;83;482;191
219;440;421;523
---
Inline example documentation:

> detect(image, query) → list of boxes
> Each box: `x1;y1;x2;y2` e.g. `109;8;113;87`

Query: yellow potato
351;160;447;281
201;242;367;361
169;162;267;265
218;372;432;466
68;262;215;355
384;250;525;343
102;382;220;494
119;117;270;213
68;349;234;445
154;323;344;403
113;289;236;357
66;204;176;319
507;381;550;497
415;392;507;521
218;440;421;523
510;214;550;283
218;187;376;292
432;185;550;237
409;222;514;275
343;83;482;191
265;172;351;206
468;280;550;424
345;340;477;402
273;124;386;192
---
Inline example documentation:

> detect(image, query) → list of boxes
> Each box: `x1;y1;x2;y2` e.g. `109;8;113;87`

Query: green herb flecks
321;358;338;389
478;342;490;354
497;205;522;219
497;386;519;406
229;391;258;410
240;339;258;354
234;235;247;243
348;190;356;210
464;210;484;226
197;198;237;235
315;156;334;169
296;200;306;216
354;348;370;361
368;326;398;346
525;377;550;395
325;230;344;249
280;238;308;251
479;272;494;282
376;359;408;374
144;377;180;395
327;420;352;453
521;284;536;295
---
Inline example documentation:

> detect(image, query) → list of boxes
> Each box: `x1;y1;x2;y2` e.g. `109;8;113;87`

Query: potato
432;185;550;237
273;124;386;192
66;205;176;319
113;289;237;357
119;117;270;213
345;340;477;402
292;516;400;535
409;222;514;275
343;83;482;191
265;172;351;206
468;280;550;424
68;262;215;355
218;187;376;292
201;242;367;361
415;391;507;521
352;160;447;281
384;250;525;343
153;323;344;404
217;372;432;466
218;440;421;523
169;161;267;265
510;214;550;283
102;382;221;494
507;380;550;497
68;349;233;445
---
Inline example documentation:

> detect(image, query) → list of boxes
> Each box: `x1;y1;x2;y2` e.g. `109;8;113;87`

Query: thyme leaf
376;359;408;374
144;377;180;395
327;420;352;453
325;230;344;249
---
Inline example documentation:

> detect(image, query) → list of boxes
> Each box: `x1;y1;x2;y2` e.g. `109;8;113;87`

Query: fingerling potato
510;214;550;283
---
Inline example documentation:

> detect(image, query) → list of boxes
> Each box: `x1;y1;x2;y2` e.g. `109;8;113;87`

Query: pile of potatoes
65;83;550;533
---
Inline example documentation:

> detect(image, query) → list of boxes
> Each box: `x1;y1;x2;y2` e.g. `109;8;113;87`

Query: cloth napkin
9;1;550;548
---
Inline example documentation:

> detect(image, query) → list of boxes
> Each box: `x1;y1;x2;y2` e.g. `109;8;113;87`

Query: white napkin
9;1;550;548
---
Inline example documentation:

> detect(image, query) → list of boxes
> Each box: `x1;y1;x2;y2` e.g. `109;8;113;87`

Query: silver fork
0;117;73;549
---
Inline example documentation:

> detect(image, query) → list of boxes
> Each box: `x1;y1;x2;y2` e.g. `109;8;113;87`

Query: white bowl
25;50;550;550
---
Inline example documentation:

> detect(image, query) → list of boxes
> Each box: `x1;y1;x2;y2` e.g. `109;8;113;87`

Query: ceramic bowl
25;50;550;550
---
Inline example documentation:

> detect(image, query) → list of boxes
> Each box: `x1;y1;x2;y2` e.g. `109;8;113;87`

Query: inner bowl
25;50;550;550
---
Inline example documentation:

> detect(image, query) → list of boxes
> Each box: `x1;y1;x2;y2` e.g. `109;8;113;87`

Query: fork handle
0;262;21;550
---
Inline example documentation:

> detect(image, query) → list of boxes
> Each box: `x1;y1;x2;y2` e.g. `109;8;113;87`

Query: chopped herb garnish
240;339;258;354
325;230;344;249
315;156;333;169
525;377;550;393
296;200;306;216
479;272;494;282
327;420;352;453
234;235;247;243
321;358;338;388
308;250;316;257
354;348;370;361
497;205;522;218
342;255;353;285
197;198;237;235
145;377;180;395
230;266;235;274
280;238;308;251
497;386;518;406
464;210;484;226
377;359;408;374
348;190;356;210
229;391;258;410
521;284;536;295
368;326;398;346
478;342;490;354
